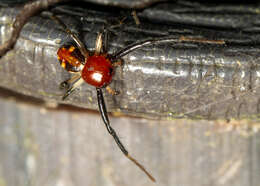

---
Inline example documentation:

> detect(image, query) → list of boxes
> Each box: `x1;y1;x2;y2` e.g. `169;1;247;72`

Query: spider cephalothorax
57;45;114;88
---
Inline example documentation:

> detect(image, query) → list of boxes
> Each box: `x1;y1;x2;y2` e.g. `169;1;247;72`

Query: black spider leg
102;27;109;53
112;37;225;61
96;88;156;182
99;27;120;95
112;37;180;60
62;77;84;100
51;14;89;59
60;73;81;90
95;26;109;54
102;17;127;54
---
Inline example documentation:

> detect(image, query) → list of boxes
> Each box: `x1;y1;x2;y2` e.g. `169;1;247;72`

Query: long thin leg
96;88;155;182
62;78;84;100
112;38;179;60
94;33;103;55
111;59;122;67
112;36;225;61
51;14;89;59
94;27;108;55
60;73;81;90
102;27;109;53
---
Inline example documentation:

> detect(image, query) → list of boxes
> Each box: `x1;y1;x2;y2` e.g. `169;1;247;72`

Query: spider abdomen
81;55;114;88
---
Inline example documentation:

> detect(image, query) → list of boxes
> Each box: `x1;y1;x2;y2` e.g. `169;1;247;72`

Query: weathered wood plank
0;94;259;186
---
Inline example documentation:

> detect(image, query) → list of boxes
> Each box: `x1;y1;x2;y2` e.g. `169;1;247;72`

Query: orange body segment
57;45;84;72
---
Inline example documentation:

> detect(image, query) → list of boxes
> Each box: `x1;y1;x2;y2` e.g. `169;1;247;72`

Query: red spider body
81;55;114;88
57;45;114;88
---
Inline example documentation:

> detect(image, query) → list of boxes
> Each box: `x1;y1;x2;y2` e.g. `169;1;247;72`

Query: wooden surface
1;1;260;186
0;93;259;186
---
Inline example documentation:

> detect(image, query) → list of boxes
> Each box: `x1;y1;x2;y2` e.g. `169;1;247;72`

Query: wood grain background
0;91;259;186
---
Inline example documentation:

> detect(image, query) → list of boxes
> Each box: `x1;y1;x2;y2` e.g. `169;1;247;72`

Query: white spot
92;72;102;82
256;70;260;77
26;154;36;176
56;179;65;186
241;70;245;78
240;85;246;91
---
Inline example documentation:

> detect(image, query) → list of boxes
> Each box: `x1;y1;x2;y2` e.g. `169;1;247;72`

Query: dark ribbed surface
0;0;165;8
1;2;260;119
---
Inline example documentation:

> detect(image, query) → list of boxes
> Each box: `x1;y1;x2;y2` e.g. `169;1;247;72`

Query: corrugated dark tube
0;1;260;120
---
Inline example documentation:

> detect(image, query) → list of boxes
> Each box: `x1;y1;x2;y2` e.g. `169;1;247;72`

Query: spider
53;14;225;182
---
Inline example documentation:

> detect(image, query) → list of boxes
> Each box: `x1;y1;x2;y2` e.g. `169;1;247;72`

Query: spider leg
95;33;103;55
106;86;119;95
62;78;84;100
112;37;225;61
112;38;179;60
51;14;89;59
111;59;122;67
60;73;81;90
96;88;127;153
96;88;155;182
102;27;109;53
179;36;225;44
95;26;108;55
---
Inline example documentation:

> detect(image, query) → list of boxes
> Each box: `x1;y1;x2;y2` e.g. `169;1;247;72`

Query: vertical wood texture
0;95;259;186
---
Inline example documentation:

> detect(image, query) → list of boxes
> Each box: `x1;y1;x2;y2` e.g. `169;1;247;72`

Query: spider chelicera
53;14;225;182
